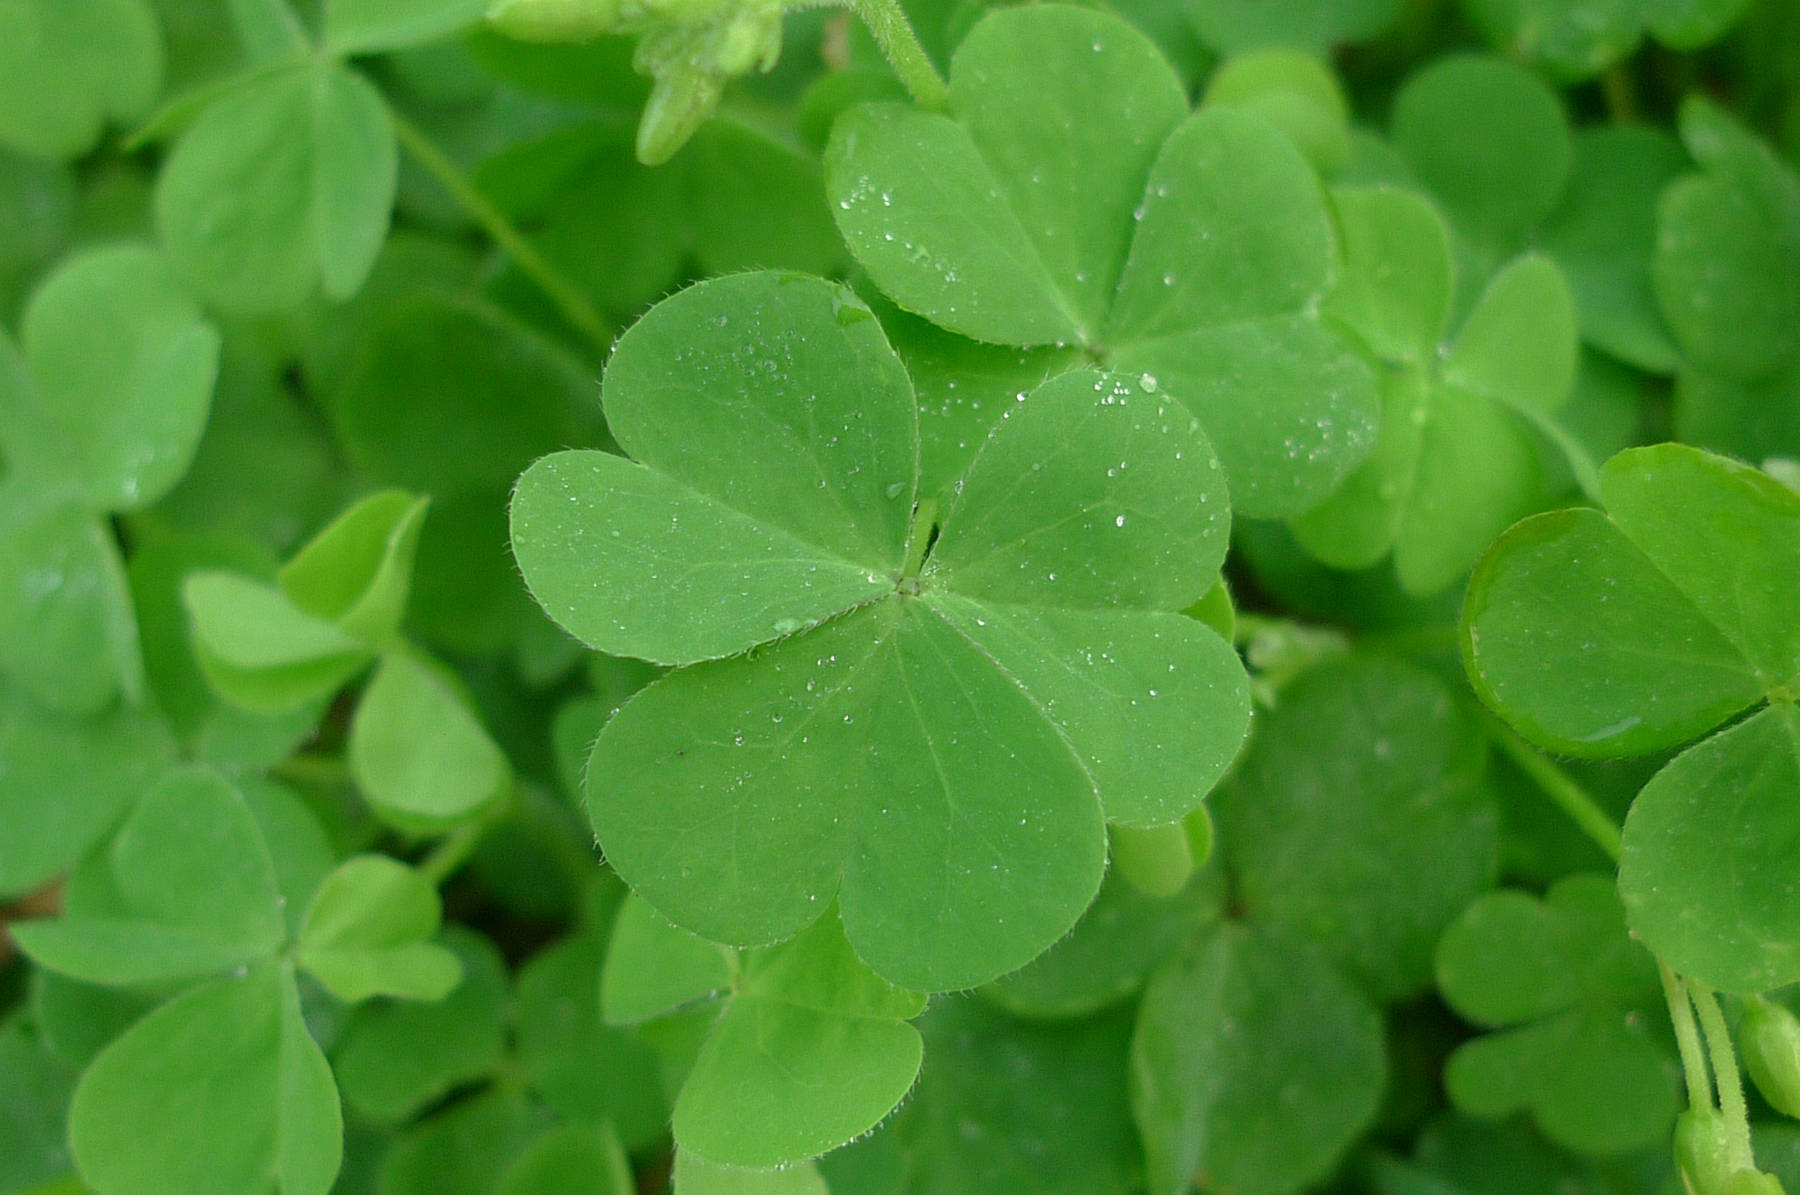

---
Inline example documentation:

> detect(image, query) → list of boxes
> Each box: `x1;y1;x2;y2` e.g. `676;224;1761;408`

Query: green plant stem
1692;982;1757;1170
272;752;350;788
417;819;489;886
390;110;616;353
833;0;950;110
1477;712;1623;862
1662;961;1715;1114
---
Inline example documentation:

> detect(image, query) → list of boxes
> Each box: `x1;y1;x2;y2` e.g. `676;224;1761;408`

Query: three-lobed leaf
513;270;1249;991
824;5;1378;517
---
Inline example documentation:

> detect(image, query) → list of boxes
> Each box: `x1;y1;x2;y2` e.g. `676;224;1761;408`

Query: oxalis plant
2;0;1800;1193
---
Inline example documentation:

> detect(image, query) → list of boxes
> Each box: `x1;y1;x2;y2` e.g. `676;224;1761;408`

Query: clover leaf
823;5;1378;517
330;927;508;1122
0;0;162;161
1294;187;1582;593
1385;54;1680;374
155;59;395;313
1181;0;1402;54
1464;444;1800;992
602;892;925;1168
9;768;348;1195
1213;653;1501;1000
510;270;1250;990
0;683;177;899
68;964;341;1195
1435;875;1680;1154
1131;922;1387;1195
516;927;671;1152
1658;98;1800;463
820;996;1142;1195
186;489;512;831
296;854;462;1003
1460;0;1755;80
0;245;219;714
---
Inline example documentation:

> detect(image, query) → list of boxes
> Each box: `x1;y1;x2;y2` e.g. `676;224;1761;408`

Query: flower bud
636;66;723;164
487;0;622;41
1742;999;1800;1120
1677;1108;1737;1195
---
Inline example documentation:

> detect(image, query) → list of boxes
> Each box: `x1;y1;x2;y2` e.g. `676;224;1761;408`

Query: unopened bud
636;67;722;164
1677;1108;1737;1195
1742;999;1800;1120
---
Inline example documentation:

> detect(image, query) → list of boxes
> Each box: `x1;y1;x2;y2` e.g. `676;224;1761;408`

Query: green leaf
13;766;287;986
297;854;462;1003
1435;875;1679;1153
0;1015;80;1193
378;1087;530;1195
68;966;341;1195
1460;0;1642;80
514;932;671;1150
673;915;926;1168
1215;654;1499;999
1181;0;1402;52
156;62;395;313
0;0;162;160
927;595;1249;827
0;684;177;899
601;892;735;1026
828;7;1185;348
1442;256;1579;415
983;863;1221;1019
329;295;601;496
0;498;142;714
1654;97;1800;381
1619;703;1800;993
1538;126;1685;371
821;997;1142;1195
589;602;1104;991
331;926;508;1122
1201;50;1351;171
325;0;487;53
1131;923;1386;1195
185;571;374;713
826;9;1376;517
496;1123;635;1195
15;245;219;512
1464;444;1800;755
1297;207;1570;593
673;1150;827;1195
278;490;428;645
347;650;510;831
925;371;1228;611
1390;55;1571;253
522;273;1245;990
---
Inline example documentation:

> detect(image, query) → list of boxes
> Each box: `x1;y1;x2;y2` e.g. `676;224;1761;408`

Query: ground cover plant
2;0;1800;1192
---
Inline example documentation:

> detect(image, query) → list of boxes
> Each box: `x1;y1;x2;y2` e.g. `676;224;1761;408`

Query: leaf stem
272;752;350;788
1476;712;1623;862
830;0;950;110
389;110;616;353
1662;961;1715;1114
1691;982;1757;1170
417;815;493;886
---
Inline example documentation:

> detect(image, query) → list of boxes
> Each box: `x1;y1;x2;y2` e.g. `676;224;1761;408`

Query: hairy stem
835;0;950;110
1478;712;1624;862
1662;962;1715;1114
390;110;616;353
1692;983;1757;1170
